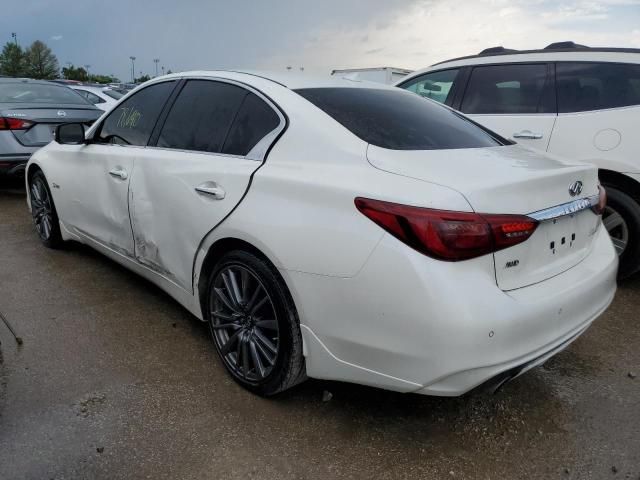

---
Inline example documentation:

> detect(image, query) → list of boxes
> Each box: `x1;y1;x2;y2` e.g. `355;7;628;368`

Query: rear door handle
513;130;543;140
195;183;226;200
108;168;128;180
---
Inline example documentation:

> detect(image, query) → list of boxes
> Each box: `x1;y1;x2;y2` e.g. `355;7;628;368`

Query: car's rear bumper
288;223;617;396
0;155;30;176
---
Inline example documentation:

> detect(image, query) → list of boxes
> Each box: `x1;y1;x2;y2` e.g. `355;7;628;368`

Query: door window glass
400;69;459;104
157;80;247;153
96;81;176;145
556;62;640;113
461;64;550;114
222;92;281;156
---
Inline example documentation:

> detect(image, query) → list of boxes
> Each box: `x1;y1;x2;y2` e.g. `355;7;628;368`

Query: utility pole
11;32;17;46
129;56;136;83
153;58;159;77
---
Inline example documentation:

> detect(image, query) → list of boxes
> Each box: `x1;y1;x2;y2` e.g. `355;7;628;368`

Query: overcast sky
3;0;640;81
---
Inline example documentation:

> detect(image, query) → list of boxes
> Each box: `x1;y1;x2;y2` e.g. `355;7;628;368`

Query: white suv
397;42;640;278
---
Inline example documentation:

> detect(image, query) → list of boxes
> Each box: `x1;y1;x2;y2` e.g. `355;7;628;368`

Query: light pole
11;32;17;46
153;58;159;77
84;64;91;80
161;65;165;75
129;56;136;83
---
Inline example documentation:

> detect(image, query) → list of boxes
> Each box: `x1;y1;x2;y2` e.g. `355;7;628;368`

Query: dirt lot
0;179;639;480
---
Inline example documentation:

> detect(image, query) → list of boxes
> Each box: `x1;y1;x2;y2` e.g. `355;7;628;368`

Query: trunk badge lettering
569;181;583;197
505;260;520;268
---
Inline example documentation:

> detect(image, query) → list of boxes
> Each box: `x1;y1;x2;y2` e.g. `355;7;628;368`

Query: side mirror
55;123;86;145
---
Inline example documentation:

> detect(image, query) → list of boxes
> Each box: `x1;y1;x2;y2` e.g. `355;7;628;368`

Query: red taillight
592;185;607;215
0;117;34;131
355;197;539;261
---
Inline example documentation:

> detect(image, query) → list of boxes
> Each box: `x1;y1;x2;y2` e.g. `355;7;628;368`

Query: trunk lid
1;104;102;147
367;144;601;290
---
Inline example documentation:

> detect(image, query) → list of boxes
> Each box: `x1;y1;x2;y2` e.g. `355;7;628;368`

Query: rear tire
206;250;306;396
602;185;640;279
29;171;63;249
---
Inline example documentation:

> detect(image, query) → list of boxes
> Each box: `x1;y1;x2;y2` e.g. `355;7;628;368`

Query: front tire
206;250;306;396
29;171;63;249
602;185;640;279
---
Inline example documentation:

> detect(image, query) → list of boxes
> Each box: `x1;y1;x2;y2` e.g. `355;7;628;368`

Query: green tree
24;40;59;79
135;74;151;83
62;65;88;81
0;42;26;77
90;74;117;84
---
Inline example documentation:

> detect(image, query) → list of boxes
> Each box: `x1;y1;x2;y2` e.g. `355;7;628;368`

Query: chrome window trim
528;195;599;221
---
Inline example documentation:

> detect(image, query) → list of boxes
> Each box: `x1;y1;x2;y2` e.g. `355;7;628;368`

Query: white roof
158;70;394;90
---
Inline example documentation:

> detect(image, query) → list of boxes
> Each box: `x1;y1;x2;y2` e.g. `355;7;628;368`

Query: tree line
0;39;119;83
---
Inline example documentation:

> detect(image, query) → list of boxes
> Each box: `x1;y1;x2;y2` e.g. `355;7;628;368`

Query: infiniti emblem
57;110;67;117
568;181;583;197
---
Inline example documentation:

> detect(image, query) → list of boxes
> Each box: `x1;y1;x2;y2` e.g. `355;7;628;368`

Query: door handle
513;130;543;140
108;168;128;180
195;183;226;200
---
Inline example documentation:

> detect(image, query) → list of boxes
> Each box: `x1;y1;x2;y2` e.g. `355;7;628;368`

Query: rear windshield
0;82;91;105
295;87;504;150
103;89;124;100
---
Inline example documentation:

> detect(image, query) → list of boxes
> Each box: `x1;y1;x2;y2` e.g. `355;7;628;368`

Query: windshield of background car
295;87;505;150
0;83;91;105
103;89;124;100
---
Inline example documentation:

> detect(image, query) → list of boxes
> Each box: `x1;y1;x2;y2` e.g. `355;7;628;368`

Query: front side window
157;80;247;153
296;87;504;150
400;69;459;105
556;62;640;113
461;64;550;114
96;81;176;146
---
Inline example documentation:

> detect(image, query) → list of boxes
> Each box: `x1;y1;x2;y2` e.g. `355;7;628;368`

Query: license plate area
495;209;600;290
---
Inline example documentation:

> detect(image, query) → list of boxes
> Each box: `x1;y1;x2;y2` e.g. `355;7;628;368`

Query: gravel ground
0;179;639;480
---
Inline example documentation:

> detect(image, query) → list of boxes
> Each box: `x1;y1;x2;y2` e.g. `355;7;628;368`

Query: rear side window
96;81;176;146
557;62;640;113
76;89;105;104
296;87;503;150
222;92;281;156
157;80;247;153
461;64;551;114
400;69;459;105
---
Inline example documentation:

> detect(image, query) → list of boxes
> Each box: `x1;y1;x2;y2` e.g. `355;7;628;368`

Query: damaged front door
60;81;178;257
128;78;284;291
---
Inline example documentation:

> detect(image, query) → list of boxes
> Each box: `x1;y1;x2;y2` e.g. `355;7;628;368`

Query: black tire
206;250;306;396
602;185;640;280
29;171;63;249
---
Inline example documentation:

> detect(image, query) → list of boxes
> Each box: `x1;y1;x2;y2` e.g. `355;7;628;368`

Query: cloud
264;0;640;72
50;35;63;41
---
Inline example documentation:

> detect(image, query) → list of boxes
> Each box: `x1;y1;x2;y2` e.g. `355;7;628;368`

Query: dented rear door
128;78;285;292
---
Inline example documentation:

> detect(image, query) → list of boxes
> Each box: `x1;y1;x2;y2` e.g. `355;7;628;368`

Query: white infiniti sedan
25;71;617;396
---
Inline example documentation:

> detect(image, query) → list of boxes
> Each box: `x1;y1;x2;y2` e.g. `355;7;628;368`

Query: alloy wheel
209;264;279;383
30;178;54;241
603;205;629;256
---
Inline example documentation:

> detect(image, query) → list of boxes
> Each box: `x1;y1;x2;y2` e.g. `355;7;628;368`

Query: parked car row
25;68;616;397
0;78;102;176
